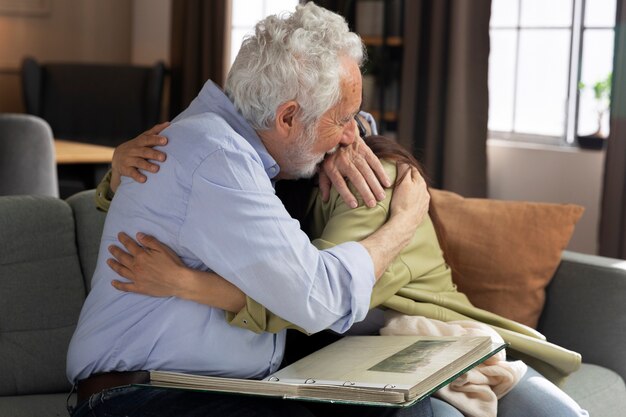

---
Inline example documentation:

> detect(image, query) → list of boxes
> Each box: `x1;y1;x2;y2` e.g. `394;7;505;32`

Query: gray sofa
0;190;625;416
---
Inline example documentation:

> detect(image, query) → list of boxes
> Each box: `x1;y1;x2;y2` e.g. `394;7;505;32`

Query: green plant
578;72;612;137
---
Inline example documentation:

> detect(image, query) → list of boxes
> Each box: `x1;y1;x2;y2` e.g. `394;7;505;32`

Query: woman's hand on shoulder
110;122;170;192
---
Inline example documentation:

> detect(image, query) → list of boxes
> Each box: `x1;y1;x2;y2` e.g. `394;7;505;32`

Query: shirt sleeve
225;297;308;334
358;110;378;135
179;146;375;334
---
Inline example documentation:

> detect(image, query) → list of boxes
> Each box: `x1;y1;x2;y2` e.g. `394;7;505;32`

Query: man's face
284;58;363;179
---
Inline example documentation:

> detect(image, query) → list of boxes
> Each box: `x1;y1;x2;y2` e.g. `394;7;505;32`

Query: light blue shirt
66;81;375;382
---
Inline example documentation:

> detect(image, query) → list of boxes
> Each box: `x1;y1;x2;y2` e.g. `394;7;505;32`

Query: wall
131;0;171;66
487;139;606;255
0;0;133;113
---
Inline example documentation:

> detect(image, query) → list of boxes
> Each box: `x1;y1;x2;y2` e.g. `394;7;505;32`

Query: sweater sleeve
94;169;115;212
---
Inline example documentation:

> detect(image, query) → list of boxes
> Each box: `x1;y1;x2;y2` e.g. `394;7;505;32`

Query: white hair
224;2;364;130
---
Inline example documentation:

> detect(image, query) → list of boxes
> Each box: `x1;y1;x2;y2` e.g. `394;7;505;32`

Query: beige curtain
169;0;231;118
398;0;491;197
599;0;626;259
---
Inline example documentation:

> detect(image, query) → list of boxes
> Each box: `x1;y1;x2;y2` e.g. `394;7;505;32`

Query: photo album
147;335;506;407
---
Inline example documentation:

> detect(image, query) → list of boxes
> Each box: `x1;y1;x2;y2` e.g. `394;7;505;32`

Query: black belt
76;371;150;403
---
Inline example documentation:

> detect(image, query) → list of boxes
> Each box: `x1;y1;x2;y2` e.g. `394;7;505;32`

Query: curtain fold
599;0;626;259
169;0;230;118
398;0;491;197
311;0;354;20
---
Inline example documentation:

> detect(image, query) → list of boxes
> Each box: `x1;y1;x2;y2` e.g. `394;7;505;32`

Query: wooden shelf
361;36;403;47
356;1;404;134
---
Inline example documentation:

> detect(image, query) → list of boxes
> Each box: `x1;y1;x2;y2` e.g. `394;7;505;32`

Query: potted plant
577;72;612;149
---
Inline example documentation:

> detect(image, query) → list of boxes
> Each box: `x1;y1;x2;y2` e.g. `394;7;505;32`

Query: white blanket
380;312;527;417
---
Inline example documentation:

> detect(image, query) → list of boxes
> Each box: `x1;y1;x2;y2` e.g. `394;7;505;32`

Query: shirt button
243;320;248;325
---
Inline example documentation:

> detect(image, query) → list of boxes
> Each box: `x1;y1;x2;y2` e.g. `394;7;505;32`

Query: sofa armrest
538;250;626;381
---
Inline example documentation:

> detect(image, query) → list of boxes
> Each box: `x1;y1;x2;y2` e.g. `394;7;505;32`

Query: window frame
488;0;616;146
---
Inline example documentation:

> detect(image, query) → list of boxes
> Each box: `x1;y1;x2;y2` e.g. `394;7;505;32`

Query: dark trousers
71;385;433;417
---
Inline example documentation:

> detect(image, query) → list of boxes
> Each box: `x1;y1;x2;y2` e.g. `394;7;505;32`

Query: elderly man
66;3;431;417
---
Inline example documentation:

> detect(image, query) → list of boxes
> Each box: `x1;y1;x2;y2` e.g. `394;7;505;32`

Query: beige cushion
429;189;584;328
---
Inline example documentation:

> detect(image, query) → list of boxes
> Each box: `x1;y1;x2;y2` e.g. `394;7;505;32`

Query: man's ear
275;101;300;135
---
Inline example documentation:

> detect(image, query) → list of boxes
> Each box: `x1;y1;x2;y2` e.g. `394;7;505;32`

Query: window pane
491;0;519;27
230;0;299;67
515;29;571;136
520;0;573;27
232;0;264;27
577;29;614;137
230;27;253;66
264;0;300;16
488;29;517;131
585;0;617;27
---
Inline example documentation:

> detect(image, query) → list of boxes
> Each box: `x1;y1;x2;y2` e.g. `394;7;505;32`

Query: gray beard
283;124;326;179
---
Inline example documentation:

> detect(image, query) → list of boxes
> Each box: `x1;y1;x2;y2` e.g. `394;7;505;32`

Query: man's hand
110;122;170;192
318;136;392;209
360;163;430;279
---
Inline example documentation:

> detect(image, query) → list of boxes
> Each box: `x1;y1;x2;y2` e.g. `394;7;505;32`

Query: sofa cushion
0;393;68;417
67;190;107;290
429;189;584;328
0;196;85;396
562;363;626;417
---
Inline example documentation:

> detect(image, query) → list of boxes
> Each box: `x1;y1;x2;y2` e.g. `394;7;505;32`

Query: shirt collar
185;80;281;180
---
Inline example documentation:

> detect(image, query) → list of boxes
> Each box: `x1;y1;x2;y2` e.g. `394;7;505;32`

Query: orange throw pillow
429;189;584;328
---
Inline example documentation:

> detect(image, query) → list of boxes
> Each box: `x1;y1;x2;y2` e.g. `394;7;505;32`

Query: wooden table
54;139;115;164
54;139;115;198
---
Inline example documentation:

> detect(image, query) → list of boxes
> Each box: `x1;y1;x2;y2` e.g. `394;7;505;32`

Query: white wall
487;139;606;255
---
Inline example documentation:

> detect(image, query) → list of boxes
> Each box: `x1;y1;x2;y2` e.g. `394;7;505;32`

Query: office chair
0;113;58;197
21;57;166;147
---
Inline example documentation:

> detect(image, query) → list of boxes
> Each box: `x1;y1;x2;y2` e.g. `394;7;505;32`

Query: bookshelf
354;0;404;137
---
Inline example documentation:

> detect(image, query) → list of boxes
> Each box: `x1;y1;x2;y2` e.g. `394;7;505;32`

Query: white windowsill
487;138;590;153
487;131;606;154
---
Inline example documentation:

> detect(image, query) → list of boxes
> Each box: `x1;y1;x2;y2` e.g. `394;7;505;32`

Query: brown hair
363;135;429;186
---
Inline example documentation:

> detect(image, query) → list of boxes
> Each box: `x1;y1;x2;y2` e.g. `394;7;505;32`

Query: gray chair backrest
22;57;166;147
0;113;58;197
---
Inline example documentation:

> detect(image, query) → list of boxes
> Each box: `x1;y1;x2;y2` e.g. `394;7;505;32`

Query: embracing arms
101;123;428;333
107;163;426;332
101;122;392;208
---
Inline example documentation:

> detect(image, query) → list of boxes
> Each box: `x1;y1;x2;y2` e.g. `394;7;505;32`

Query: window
488;0;616;144
230;0;300;68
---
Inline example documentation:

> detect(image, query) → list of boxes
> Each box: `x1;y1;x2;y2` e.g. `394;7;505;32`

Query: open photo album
146;335;506;407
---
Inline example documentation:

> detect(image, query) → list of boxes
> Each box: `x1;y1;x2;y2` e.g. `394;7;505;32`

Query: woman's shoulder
380;159;399;185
